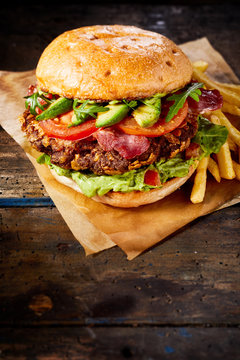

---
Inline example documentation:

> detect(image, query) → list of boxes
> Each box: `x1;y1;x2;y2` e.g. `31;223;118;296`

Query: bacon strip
95;128;150;159
188;89;223;113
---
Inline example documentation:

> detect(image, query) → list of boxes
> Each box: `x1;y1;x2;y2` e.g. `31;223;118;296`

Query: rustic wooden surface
0;2;240;359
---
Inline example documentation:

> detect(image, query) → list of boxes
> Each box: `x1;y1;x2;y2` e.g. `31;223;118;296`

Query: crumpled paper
0;37;240;260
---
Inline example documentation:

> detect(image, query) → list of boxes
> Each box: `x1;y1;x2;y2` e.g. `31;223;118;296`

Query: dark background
0;1;240;77
1;1;240;359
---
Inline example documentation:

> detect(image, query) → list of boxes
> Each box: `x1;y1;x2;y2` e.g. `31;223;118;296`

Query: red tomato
39;119;98;140
144;170;161;186
58;110;74;126
116;101;188;137
35;106;42;115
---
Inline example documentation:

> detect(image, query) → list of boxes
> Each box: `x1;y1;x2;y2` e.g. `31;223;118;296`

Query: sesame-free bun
50;164;196;208
36;25;193;100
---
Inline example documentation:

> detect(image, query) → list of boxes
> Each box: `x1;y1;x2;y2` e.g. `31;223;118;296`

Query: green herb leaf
165;82;203;123
122;99;138;110
24;92;53;116
69;99;109;127
189;90;201;101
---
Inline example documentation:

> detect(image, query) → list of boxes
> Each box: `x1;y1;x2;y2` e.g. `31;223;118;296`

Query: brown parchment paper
1;37;240;260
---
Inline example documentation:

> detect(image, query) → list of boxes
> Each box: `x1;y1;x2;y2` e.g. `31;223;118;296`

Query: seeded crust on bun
50;165;197;208
33;25;196;208
36;25;193;101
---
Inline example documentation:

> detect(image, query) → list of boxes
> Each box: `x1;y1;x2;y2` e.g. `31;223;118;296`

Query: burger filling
20;82;228;197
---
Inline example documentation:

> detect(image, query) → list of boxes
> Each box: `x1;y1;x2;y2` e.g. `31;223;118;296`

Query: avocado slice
36;97;73;121
132;97;162;128
95;103;130;128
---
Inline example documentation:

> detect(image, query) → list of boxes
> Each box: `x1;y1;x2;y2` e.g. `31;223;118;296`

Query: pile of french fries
190;60;240;204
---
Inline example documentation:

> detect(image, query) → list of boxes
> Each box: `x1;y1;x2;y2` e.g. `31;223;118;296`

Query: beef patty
20;110;198;175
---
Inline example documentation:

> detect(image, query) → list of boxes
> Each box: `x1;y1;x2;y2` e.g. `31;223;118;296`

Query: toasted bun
36;25;193;100
50;164;197;208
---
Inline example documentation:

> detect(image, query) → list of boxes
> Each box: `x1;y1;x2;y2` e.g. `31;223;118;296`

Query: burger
19;25;227;207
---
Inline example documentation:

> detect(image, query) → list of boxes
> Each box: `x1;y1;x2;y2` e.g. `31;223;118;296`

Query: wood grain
0;128;48;198
1;206;239;326
0;327;239;360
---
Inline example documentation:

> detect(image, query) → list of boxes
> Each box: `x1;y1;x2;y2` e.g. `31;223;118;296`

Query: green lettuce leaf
156;156;195;183
193;115;228;156
71;168;150;197
37;153;51;165
37;153;195;197
71;156;196;197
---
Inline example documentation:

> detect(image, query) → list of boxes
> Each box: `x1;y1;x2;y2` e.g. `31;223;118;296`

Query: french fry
232;161;240;181
210;115;235;179
192;60;208;73
210;115;221;124
193;68;240;107
192;61;240;96
207;157;221;183
212;110;240;146
227;136;238;152
190;156;209;204
215;144;235;179
213;82;240;96
222;102;240;116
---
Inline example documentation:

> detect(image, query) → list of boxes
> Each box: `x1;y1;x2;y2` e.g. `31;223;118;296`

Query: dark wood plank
1;205;239;326
0;327;239;360
0;128;48;199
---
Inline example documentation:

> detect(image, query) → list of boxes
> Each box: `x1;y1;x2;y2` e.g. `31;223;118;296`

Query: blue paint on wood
179;327;192;338
0;197;54;207
85;317;130;325
85;318;111;325
164;346;175;354
114;317;129;323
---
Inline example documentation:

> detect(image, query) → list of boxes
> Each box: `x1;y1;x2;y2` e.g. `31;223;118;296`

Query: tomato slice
39;100;188;140
116;100;188;137
144;170;161;186
39;118;98;140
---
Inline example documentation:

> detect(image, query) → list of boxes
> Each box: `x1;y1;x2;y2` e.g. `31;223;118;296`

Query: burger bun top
36;25;193;100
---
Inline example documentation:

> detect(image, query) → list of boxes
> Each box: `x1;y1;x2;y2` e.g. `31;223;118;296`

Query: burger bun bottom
49;164;197;208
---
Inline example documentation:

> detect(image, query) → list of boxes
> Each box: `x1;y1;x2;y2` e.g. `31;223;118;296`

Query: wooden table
1;2;240;359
